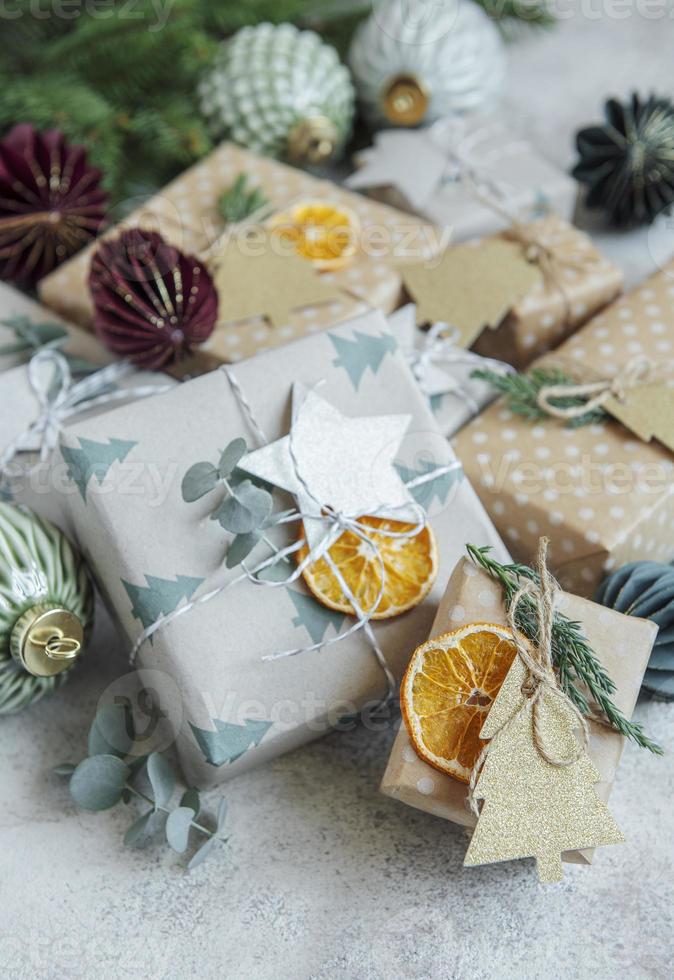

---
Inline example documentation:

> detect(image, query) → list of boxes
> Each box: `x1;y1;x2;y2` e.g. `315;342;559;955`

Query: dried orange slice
268;199;360;270
401;623;519;783
298;515;438;620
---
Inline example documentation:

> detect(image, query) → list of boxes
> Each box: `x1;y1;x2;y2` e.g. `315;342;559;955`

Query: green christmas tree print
395;459;463;509
122;574;204;632
61;437;137;501
329;330;397;390
287;589;346;644
190;717;274;767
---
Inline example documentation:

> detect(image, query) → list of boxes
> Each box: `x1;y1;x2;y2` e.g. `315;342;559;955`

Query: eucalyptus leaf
165;806;195;854
218;437;247;478
69;755;130;811
187;835;218;872
88;702;134;759
147;752;175;808
53;763;76;777
226;530;261;568
181;461;219;502
180;788;200;817
219;480;272;533
124;809;156;847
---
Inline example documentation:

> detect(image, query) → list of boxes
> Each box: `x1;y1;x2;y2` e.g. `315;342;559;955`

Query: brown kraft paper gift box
452;260;674;598
381;557;657;866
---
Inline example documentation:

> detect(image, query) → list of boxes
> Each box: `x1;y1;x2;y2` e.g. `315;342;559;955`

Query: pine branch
466;545;663;754
476;0;557;32
471;366;607;428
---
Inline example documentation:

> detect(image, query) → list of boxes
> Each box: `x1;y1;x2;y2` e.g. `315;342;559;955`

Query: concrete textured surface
2;12;674;980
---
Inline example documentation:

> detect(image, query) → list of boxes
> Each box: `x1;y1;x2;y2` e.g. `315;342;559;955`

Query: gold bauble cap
287;116;339;165
381;74;430;126
11;604;83;678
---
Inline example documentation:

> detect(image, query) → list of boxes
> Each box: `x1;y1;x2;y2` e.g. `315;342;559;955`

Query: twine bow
536;355;674;421
468;538;589;818
0;348;173;481
405;321;514;416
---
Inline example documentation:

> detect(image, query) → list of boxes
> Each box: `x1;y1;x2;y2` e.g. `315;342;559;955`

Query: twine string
0;349;173;481
468;538;590;818
536;355;674;420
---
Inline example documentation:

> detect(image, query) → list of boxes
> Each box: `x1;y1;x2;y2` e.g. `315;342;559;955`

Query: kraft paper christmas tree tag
603;385;674;455
55;309;509;789
401;239;543;348
381;558;657;868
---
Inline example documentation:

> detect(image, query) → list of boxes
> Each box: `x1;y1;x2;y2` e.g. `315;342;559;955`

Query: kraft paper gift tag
381;557;657;866
56;309;509;788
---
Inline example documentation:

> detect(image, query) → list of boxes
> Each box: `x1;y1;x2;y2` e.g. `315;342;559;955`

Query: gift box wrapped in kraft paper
0;281;112;373
37;142;442;374
399;213;623;371
0;350;175;535
56;309;509;787
453;260;674;598
346;117;578;241
381;557;657;867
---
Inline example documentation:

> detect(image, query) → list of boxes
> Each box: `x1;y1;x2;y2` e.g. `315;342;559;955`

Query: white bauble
348;0;506;128
199;23;355;165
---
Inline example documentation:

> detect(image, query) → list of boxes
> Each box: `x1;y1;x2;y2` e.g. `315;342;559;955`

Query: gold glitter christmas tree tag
464;654;624;882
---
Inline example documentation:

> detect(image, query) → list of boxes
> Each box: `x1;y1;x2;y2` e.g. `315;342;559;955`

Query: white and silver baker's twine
0;349;173;480
404;321;514;417
129;367;463;704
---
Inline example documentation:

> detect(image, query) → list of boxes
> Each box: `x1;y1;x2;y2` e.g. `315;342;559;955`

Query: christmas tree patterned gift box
453;259;674;598
56;309;508;787
381;556;657;871
37;142;442;375
399;213;623;371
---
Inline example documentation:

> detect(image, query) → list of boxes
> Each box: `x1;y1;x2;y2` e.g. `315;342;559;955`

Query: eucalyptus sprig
182;437;276;567
218;173;269;225
55;703;228;870
471;366;606;428
466;545;663;754
0;314;97;375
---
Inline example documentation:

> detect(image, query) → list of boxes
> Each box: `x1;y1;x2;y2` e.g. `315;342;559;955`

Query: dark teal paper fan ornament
596;560;674;700
573;93;674;227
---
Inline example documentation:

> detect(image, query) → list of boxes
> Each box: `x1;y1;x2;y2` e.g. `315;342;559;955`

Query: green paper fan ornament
596;560;674;700
0;503;94;713
573;93;674;227
198;23;355;166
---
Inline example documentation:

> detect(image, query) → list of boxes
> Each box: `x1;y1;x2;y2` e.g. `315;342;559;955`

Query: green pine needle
218;174;270;224
472;366;607;428
466;545;663;754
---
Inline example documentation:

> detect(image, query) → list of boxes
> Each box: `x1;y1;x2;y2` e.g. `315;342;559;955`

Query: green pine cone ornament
596;560;674;701
573;93;674;227
0;503;94;713
198;23;355;166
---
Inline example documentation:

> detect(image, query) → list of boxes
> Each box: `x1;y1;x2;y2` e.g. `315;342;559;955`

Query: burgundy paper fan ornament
0;123;108;283
89;228;218;369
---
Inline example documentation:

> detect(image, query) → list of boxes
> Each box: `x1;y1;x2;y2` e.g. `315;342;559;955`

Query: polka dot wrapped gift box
453;259;674;598
381;557;657;871
37;143;441;376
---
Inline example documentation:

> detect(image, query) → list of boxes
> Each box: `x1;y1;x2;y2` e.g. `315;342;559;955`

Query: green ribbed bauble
198;22;355;166
596;560;674;701
0;503;94;714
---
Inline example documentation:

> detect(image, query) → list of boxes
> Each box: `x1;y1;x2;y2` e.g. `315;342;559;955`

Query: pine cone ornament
596;560;674;701
0;123;108;284
573;93;674;227
89;228;218;370
0;502;94;713
348;0;505;128
198;23;355;166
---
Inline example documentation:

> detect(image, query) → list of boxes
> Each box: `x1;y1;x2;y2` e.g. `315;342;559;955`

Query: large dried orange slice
298;516;438;620
401;623;519;783
268;199;360;270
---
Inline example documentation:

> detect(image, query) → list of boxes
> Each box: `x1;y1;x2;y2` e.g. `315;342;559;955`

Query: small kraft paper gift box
381;556;657;868
55;309;509;787
399;212;623;371
453;259;674;598
345;116;579;239
38;142;442;373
